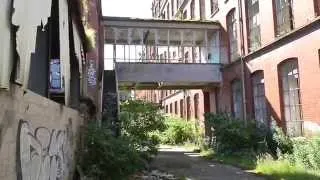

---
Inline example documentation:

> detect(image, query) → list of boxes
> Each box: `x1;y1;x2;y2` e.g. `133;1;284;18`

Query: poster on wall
49;59;64;93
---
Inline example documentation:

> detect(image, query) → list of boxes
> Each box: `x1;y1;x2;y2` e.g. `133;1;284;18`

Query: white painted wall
0;0;13;89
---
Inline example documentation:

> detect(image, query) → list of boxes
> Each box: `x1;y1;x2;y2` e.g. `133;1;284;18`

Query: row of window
227;0;320;61
165;93;200;120
232;59;302;136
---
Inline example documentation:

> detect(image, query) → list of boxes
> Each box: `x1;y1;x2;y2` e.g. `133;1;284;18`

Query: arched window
194;94;199;119
252;71;268;126
227;9;239;61
279;59;303;136
232;79;243;119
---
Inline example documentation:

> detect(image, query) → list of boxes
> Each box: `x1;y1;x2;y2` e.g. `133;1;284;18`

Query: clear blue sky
102;0;153;18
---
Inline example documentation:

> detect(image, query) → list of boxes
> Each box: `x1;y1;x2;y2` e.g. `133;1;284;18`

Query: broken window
247;0;261;52
274;0;294;36
227;9;239;61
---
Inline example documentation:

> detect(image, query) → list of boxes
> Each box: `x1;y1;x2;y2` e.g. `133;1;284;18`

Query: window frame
251;71;269;126
246;0;261;52
278;59;303;136
227;9;239;62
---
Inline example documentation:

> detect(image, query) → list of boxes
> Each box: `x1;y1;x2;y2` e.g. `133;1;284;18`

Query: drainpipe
238;0;247;125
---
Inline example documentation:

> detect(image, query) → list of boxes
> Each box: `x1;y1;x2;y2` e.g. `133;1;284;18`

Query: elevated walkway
102;16;224;90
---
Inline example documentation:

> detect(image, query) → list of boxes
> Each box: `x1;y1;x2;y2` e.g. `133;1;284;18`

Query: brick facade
148;0;320;136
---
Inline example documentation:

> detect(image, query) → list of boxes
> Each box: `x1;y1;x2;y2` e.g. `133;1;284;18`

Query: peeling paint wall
12;0;52;88
0;0;13;89
59;0;71;105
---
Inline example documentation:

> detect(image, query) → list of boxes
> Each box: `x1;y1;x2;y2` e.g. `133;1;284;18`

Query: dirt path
149;146;265;180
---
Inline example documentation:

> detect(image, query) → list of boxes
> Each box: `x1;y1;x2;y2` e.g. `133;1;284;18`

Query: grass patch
200;150;257;170
256;158;320;180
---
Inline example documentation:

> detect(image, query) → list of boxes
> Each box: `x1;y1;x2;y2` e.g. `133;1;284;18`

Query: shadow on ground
150;147;265;180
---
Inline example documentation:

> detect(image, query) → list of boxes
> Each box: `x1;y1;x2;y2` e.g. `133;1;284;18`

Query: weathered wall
0;85;82;180
116;63;222;84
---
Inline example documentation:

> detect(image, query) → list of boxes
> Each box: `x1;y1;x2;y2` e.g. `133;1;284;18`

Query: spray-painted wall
0;0;85;179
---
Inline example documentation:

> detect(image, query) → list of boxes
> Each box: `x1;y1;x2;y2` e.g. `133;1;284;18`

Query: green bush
120;100;166;159
80;123;145;180
286;137;320;170
80;100;167;179
158;116;201;145
204;113;268;154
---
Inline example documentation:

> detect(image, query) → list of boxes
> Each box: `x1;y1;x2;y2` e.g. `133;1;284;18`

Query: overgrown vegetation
155;116;202;145
80;100;166;179
201;112;320;180
80;124;145;179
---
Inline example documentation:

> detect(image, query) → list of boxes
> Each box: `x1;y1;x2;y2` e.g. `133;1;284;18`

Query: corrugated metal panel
0;0;13;89
59;0;71;105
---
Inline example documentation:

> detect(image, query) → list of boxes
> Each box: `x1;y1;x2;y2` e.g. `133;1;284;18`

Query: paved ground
150;146;265;180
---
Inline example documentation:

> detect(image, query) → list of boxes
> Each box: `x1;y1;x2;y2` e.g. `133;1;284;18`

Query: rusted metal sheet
12;0;52;89
0;0;13;89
